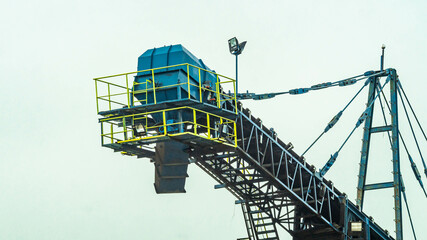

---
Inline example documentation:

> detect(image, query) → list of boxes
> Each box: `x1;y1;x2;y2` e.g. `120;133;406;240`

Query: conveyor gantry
94;45;394;240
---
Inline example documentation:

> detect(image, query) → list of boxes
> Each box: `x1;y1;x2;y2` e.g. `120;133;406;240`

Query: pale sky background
1;1;426;239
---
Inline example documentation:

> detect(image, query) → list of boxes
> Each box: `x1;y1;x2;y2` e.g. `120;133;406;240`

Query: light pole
228;37;247;94
380;44;385;71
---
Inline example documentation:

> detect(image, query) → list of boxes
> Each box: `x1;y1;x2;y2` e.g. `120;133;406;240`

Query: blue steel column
390;69;403;240
356;76;377;209
365;217;371;240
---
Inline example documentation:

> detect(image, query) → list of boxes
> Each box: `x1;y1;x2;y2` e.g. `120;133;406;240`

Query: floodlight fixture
228;37;247;55
228;37;239;54
132;123;145;137
228;37;247;94
351;222;363;232
349;221;363;238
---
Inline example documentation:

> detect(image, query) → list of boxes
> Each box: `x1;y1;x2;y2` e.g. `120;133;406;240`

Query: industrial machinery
94;44;425;240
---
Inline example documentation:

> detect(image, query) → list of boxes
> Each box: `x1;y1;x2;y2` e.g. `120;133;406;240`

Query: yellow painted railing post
219;118;223;140
108;83;111;111
187;64;191;99
234;122;237;147
216;75;220;108
126;74;130;108
94;80;99;113
145;81;148;104
198;68;202;102
193;109;197;134
151;70;157;104
162;111;167;135
132;81;135;107
207;114;210;137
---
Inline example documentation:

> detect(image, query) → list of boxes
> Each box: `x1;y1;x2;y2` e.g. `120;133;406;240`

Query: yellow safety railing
94;63;237;114
99;106;237;147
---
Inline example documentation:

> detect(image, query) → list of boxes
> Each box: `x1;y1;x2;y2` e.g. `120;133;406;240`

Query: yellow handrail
94;63;238;113
99;106;232;122
99;106;237;147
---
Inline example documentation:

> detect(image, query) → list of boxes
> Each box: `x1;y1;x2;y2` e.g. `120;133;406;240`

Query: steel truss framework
192;104;394;240
95;70;404;240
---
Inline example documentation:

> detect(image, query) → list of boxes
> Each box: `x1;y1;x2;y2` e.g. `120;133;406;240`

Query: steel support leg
390;69;403;240
365;217;371;240
356;77;377;209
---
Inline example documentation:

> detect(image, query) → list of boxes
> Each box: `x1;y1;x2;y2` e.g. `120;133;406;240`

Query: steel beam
364;182;394;191
370;125;392;133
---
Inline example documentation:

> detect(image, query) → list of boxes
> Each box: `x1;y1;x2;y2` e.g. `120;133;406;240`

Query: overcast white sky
1;0;426;239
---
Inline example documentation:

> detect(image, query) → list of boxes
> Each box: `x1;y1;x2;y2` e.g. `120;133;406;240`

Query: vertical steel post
123;117;127;140
100;122;104;145
236;54;238;94
356;77;377;209
233;79;237;113
187;64;190;99
151;70;157;104
294;206;302;232
381;45;385;71
131;116;135;138
108;83;111;110
207;114;211;137
193;109;197;134
162;111;167;135
365;217;371;240
216;75;220;108
110;123;113;144
343;198;349;240
198;68;202;103
234;121;237;147
126;74;130;108
94;80;99;113
132;81;135;107
178;110;183;133
390;69;403;240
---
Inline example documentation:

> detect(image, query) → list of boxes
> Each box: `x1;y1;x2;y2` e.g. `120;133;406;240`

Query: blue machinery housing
94;45;396;240
134;45;219;106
